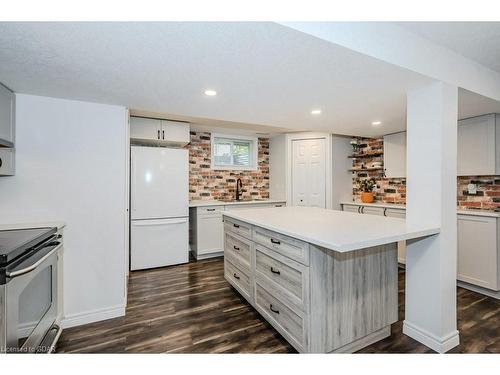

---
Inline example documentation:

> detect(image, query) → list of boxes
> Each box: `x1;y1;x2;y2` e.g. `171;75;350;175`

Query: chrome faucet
235;178;243;201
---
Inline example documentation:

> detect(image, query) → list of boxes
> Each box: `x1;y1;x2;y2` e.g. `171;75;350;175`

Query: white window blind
212;135;257;170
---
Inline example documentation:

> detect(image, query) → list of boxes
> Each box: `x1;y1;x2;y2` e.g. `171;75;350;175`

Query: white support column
404;82;459;353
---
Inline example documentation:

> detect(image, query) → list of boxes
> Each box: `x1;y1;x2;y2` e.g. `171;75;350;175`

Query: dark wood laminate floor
57;258;499;353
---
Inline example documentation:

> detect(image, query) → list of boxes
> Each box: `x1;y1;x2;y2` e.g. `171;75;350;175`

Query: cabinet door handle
269;304;280;314
270;238;280;245
270;267;280;275
233;223;240;228
233;273;240;280
360;206;365;214
357;206;361;213
383;208;387;216
233;245;240;251
162;130;165;139
206;208;216;211
157;130;160;139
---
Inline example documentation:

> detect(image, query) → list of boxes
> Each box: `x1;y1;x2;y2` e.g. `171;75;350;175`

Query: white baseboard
403;320;459;353
457;281;500;300
61;304;126;329
195;251;223;260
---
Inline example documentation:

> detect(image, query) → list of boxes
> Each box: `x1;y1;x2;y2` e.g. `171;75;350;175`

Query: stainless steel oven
0;227;62;353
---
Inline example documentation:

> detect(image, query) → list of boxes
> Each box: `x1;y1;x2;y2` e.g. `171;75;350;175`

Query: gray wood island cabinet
222;206;439;353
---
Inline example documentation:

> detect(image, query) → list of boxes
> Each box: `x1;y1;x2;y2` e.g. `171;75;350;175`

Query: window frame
210;133;259;171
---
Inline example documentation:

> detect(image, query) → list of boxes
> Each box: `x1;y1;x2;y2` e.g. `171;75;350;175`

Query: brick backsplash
351;137;500;211
189;132;270;201
457;176;500;211
351;137;407;205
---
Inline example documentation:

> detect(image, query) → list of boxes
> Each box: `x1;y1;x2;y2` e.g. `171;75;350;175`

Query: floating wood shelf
348;153;383;159
349;167;384;172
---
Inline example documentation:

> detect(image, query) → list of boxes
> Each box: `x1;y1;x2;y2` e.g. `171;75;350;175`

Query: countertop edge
222;210;440;253
0;222;66;231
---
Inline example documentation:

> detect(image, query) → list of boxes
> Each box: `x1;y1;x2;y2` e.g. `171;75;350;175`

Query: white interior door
292;139;326;208
131;146;188;219
131;218;189;270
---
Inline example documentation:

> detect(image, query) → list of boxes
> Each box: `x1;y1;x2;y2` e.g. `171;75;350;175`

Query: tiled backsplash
351;137;406;205
189;132;270;201
457;176;500;211
351;137;500;211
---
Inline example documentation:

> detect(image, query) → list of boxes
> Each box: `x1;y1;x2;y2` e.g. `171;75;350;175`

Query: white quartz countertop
189;199;286;208
222;206;440;253
0;222;66;231
341;201;500;218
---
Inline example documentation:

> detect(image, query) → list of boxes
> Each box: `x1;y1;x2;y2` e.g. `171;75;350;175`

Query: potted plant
356;178;376;203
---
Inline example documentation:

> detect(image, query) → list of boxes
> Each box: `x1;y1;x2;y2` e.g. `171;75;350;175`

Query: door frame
286;133;332;209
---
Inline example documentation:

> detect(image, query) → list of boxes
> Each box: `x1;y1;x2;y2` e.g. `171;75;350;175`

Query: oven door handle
6;243;62;279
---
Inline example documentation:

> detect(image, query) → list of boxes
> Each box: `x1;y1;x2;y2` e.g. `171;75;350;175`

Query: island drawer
255;245;309;311
253;226;309;265
224;231;252;268
255;282;306;351
224;259;252;302
224;218;252;240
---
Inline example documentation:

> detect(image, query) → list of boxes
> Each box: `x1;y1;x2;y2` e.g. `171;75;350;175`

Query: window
211;134;258;170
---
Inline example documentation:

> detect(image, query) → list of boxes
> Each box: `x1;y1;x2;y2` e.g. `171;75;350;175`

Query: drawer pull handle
233;245;240;251
233;223;240;228
207;208;216;211
270;267;280;275
269;304;280;314
270;238;280;245
233;273;240;280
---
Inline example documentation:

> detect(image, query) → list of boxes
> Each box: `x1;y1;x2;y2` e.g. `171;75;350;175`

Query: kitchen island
222;206;439;353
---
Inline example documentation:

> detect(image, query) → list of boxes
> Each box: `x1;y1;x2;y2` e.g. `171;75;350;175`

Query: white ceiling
0;22;498;137
398;22;500;74
0;22;438;137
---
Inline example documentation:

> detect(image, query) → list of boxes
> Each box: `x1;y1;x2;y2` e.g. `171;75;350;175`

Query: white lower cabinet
189;202;286;259
342;203;500;293
189;206;225;259
342;204;360;213
342;204;406;264
458;214;499;291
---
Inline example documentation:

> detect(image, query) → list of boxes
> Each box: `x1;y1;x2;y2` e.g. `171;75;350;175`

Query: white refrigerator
130;146;189;270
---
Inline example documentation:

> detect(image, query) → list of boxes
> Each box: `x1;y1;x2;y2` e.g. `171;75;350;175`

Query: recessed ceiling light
311;109;322;115
371;121;382;126
204;89;217;96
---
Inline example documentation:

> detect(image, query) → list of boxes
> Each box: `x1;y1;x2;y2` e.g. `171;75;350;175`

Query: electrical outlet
467;183;477;195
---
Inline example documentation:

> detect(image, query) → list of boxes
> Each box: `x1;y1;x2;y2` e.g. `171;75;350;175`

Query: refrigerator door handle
132;218;188;226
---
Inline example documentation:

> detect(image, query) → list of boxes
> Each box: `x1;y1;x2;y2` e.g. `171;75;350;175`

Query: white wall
269;134;287;200
0;94;129;327
331;135;353;210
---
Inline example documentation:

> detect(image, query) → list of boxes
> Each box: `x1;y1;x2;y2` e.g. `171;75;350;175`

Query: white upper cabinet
130;116;162;141
457;114;499;176
130;116;190;145
383;132;406;178
161;120;190;144
0;84;14;146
